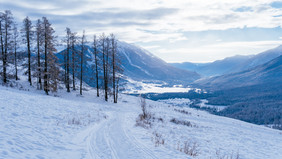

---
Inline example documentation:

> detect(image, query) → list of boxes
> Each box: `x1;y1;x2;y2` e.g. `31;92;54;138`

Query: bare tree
111;34;117;103
93;34;99;97
42;17;57;95
64;27;71;92
35;19;43;89
0;12;4;82
100;33;109;101
22;16;33;86
12;22;19;80
1;11;13;83
110;34;123;103
70;32;78;90
79;30;86;95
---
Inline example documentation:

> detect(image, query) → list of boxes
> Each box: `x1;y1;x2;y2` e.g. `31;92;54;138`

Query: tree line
0;10;122;103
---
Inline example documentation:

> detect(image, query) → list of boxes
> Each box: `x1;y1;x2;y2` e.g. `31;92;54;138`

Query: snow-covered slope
1;85;282;159
56;41;201;88
195;55;282;90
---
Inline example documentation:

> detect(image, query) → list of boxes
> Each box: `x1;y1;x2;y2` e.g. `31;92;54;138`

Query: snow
1;84;282;159
124;77;194;94
197;99;227;111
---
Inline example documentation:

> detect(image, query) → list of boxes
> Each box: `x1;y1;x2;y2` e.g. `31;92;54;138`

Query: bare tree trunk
65;28;71;92
111;35;116;103
13;24;18;80
43;19;48;95
27;28;31;85
93;35;99;97
71;40;76;90
0;20;5;83
80;30;85;95
36;19;42;89
101;34;108;101
23;17;32;86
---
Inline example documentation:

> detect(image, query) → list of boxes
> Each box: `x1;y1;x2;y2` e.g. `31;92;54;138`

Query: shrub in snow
135;96;153;129
178;141;199;157
170;118;197;127
173;108;191;115
152;131;165;147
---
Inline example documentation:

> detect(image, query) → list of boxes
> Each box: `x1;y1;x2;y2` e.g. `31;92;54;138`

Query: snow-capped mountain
56;41;201;88
195;55;282;90
171;45;282;77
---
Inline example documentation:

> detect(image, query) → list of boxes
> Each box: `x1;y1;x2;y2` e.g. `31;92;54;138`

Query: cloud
1;0;282;62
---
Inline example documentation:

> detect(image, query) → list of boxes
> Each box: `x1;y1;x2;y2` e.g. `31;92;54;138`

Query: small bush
178;141;200;157
136;96;153;129
152;131;165;147
170;118;197;127
68;117;81;125
174;108;191;115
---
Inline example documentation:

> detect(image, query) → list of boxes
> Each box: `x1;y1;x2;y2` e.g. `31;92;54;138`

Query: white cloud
155;40;282;63
1;0;282;62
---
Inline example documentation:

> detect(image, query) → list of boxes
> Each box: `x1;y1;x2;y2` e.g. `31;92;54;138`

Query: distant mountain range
193;54;282;127
171;45;282;77
195;54;282;90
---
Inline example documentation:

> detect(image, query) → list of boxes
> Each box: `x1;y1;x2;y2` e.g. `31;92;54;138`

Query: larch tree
42;17;57;95
70;32;78;90
79;30;86;95
64;27;71;92
100;33;108;101
0;12;4;82
110;34;118;103
1;10;14;83
22;16;33;86
93;34;99;97
12;22;19;80
35;19;43;89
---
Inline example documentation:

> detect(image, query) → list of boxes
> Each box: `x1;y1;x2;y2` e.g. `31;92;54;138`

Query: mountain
116;42;200;83
57;41;200;87
170;62;208;71
193;55;282;127
195;55;282;90
171;45;282;77
194;55;252;76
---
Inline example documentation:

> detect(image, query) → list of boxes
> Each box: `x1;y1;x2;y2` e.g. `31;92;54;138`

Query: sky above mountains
1;0;282;62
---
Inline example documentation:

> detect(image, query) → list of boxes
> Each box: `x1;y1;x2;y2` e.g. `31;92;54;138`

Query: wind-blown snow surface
1;86;282;159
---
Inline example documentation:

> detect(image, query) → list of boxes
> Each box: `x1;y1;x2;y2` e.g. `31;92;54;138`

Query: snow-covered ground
1;84;282;159
124;77;200;94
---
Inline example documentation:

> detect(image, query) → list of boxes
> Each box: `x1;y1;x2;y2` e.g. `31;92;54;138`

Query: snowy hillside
1;85;282;159
56;41;200;89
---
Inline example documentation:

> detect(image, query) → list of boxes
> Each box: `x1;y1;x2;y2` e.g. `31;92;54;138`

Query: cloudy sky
1;0;282;63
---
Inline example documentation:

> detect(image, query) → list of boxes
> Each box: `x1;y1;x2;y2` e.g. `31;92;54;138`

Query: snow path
86;108;160;159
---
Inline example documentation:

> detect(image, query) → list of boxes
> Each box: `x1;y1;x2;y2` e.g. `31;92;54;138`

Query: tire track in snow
87;110;159;159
